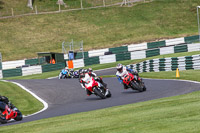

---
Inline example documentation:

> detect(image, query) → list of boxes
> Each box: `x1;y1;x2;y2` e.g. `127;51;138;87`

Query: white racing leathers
116;67;129;82
80;73;102;89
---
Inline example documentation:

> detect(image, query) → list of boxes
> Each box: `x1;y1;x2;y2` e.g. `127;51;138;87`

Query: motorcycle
73;70;79;78
59;69;68;79
123;73;146;92
83;74;111;99
0;101;23;124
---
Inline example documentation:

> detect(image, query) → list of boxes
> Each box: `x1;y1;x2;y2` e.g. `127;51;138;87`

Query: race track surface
2;77;200;126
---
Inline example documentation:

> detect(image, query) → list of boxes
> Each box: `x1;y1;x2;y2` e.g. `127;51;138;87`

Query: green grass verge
0;0;199;61
0;81;43;115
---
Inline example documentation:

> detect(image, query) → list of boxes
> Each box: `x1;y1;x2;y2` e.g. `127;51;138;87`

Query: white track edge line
1;80;48;118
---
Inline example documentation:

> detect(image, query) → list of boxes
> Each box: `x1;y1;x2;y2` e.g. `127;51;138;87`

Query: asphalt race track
1;75;200;126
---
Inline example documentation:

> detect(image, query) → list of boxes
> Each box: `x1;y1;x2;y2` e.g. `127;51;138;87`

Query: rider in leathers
0;95;15;109
79;69;108;96
87;68;108;89
116;64;141;89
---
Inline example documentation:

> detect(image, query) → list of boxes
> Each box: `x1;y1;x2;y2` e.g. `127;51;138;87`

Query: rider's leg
123;83;129;89
86;89;92;96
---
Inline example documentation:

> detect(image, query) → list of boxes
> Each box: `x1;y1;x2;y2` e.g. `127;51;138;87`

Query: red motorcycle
84;75;111;99
123;73;146;92
0;101;23;124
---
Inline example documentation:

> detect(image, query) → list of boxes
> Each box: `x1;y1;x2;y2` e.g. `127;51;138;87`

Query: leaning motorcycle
0;101;23;124
84;76;111;99
123;73;146;92
59;69;68;79
73;71;79;78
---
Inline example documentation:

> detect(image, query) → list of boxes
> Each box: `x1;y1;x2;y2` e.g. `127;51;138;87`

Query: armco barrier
84;57;100;66
165;37;185;46
1;35;200;78
22;66;42;76
160;46;174;55
42;63;65;72
109;46;128;54
99;54;116;64
0;70;2;79
2;68;22;78
131;50;146;60
116;52;131;61
146;49;160;58
2;60;25;70
128;54;200;73
74;52;88;59
147;40;166;49
25;58;45;66
88;48;109;57
128;42;147;51
72;59;85;68
174;45;188;53
184;35;199;44
187;43;200;52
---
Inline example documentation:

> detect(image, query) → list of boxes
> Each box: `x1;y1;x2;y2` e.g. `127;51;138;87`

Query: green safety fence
42;62;66;73
147;40;166;49
25;58;45;66
146;49;160;57
174;45;188;53
116;52;131;61
2;68;22;78
74;52;88;59
84;57;100;66
184;35;199;44
109;46;128;54
129;55;200;73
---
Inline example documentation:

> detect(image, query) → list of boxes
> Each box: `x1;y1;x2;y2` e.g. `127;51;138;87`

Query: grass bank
0;81;43;115
0;0;199;61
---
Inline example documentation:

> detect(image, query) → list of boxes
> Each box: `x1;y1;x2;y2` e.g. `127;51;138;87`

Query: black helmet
79;69;83;74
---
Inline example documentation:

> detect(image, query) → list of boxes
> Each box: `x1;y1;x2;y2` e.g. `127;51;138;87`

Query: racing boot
123;83;129;89
86;89;92;96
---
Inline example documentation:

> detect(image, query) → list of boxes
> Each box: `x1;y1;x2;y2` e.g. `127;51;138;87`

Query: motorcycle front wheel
14;110;23;121
93;87;106;99
130;81;143;92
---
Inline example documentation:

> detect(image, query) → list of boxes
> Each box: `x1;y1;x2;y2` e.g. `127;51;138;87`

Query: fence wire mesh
0;0;148;18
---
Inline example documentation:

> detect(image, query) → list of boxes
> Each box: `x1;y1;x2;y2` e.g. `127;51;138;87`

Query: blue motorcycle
59;69;68;79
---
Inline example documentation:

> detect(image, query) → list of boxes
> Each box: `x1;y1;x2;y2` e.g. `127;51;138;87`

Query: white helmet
116;64;123;72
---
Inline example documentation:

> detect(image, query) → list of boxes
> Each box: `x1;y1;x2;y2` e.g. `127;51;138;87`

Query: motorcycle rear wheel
0;118;7;124
94;88;106;99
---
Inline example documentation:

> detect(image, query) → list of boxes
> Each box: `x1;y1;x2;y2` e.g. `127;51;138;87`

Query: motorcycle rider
79;69;93;96
0;95;15;109
87;68;108;89
79;68;109;96
116;63;141;89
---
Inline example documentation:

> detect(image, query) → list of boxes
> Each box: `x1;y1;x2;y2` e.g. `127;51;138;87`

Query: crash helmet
84;69;88;73
116;63;123;72
88;68;93;72
79;69;85;78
